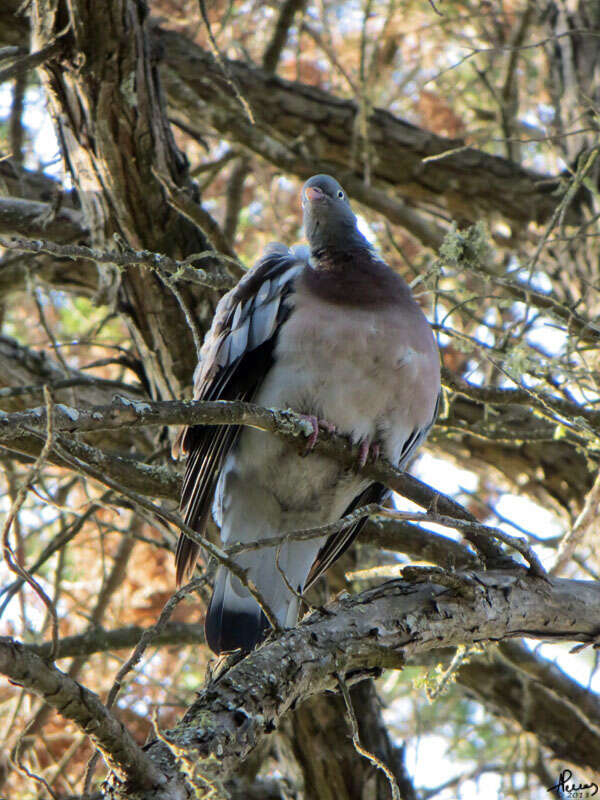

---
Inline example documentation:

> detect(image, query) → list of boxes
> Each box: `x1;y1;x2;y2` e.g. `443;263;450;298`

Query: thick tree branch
0;396;511;559
27;622;205;661
0;2;587;234
0;638;167;791
109;572;600;798
262;0;306;73
23;617;600;773
0;40;61;83
360;518;479;570
159;30;580;231
457;641;600;771
0;159;78;207
0;197;87;241
31;0;219;401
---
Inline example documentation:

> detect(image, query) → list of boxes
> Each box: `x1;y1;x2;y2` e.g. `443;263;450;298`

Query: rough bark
0;0;586;238
20;617;600;787
0;638;166;792
158;29;580;231
2;6;597;522
286;681;413;800
0;196;85;241
1;2;599;795
31;0;217;401
97;571;600;798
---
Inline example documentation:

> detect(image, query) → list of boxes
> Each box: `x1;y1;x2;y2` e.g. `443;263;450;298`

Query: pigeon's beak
304;185;325;204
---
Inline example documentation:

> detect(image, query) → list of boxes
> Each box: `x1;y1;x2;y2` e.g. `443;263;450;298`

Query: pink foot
318;419;337;436
357;438;380;469
300;415;337;456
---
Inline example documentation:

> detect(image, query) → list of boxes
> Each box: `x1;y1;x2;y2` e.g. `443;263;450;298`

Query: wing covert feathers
174;244;306;584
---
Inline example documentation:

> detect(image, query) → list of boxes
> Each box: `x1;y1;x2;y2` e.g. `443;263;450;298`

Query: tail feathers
205;567;270;654
203;537;319;654
175;535;200;586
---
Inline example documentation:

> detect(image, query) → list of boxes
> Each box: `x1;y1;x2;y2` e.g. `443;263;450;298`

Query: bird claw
300;415;337;456
317;419;337;436
357;438;380;469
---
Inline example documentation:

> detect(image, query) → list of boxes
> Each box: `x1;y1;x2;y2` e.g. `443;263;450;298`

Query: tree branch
22;616;600;773
1;431;179;500
262;0;305;73
159;29;581;231
0;198;87;241
0;334;143;413
458;640;600;771
0;236;236;292
360;518;479;570
0;638;167;791
110;571;600;797
0;2;588;232
26;622;205;661
0;40;61;83
0;396;552;567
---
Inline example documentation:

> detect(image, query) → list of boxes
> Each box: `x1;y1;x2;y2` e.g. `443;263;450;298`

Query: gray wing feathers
186;244;305;406
248;296;279;349
174;244;307;584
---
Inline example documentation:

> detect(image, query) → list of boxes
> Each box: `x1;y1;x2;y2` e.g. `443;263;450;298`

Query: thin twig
11;724;60;800
426;644;474;700
0;493;111;617
0;376;144;399
380;508;546;577
552;470;600;576
0;41;61;84
83;576;207;793
427;0;444;16
155;269;204;359
28;280;71;375
1;386;60;658
528;147;599;276
336;672;401;800
153;168;244;270
48;435;281;633
0;236;236;290
227;504;383;555
197;0;255;123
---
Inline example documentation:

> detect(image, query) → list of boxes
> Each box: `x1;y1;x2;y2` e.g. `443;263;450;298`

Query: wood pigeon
173;175;440;654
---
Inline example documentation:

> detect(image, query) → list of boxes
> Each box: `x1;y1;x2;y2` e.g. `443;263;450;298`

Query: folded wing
173;244;307;584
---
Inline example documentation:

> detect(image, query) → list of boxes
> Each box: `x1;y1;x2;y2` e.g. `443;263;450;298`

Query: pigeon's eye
337;190;344;199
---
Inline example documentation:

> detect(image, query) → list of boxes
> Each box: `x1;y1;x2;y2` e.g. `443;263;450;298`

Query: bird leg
357;438;381;469
300;415;337;455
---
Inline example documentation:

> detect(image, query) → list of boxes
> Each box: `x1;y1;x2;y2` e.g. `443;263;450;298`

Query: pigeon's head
302;175;368;252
